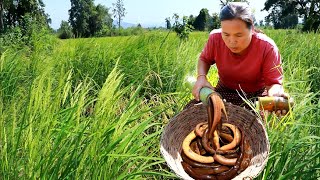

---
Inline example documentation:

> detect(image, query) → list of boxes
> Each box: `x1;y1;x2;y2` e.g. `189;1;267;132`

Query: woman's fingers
192;77;214;101
192;86;201;101
282;109;287;116
263;109;288;119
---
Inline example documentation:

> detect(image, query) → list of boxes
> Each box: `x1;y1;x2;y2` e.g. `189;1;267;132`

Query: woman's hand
267;84;289;98
267;84;290;116
192;76;215;101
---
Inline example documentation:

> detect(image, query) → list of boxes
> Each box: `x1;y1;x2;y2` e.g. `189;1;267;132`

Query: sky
43;0;269;29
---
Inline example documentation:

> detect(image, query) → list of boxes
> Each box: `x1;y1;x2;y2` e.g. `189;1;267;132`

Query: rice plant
0;29;319;179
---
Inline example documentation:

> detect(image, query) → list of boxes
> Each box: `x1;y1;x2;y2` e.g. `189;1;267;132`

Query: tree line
166;9;220;32
0;0;127;39
64;0;126;38
0;0;49;34
264;0;320;32
166;0;320;34
0;0;319;40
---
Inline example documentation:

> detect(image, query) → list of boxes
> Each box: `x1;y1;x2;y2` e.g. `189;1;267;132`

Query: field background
0;29;319;179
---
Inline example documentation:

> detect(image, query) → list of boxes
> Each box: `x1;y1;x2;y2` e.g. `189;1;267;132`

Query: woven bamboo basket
160;100;270;180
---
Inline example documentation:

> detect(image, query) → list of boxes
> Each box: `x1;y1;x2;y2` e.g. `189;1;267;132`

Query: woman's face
221;19;252;55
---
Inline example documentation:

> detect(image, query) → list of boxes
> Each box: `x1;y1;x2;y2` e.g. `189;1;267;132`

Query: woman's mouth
230;47;238;51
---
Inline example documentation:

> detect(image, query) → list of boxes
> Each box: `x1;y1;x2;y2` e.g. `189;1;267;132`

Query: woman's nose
229;37;237;44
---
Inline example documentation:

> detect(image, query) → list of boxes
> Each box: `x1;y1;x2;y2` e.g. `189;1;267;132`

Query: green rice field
0;29;319;179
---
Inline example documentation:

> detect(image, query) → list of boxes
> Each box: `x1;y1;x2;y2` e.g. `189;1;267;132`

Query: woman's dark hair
219;2;253;29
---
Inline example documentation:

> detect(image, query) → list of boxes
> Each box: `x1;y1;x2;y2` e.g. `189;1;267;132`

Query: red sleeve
262;45;283;86
199;34;216;65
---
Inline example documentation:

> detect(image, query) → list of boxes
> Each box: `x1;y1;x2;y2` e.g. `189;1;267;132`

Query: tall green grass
259;30;320;180
0;55;175;179
0;29;319;179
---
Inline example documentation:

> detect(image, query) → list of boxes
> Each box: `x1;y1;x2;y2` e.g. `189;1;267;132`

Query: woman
192;2;288;115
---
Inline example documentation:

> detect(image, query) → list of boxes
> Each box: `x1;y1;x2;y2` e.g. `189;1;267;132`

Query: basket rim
160;101;270;180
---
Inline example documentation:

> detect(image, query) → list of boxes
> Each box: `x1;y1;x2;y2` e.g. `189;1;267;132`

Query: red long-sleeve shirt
200;29;283;93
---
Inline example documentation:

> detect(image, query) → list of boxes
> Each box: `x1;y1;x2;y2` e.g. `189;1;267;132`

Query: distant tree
187;15;195;27
89;4;112;36
0;0;7;31
193;8;209;31
165;17;171;29
112;0;126;30
259;20;264;27
264;2;298;30
58;20;73;39
207;12;220;30
69;0;95;37
263;0;319;32
282;14;299;29
0;0;49;33
172;13;193;41
69;0;112;37
264;16;271;27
